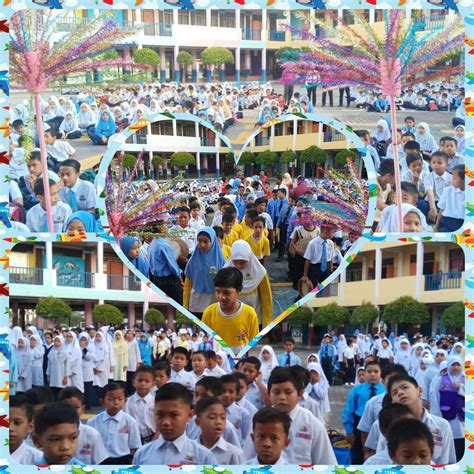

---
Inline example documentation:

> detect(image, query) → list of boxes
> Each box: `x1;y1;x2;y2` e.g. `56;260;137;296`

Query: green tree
145;308;166;328
288;306;314;325
382;296;430;325
300;145;327;176
92;304;123;326
239;151;256;165
177;51;193;81
256;150;278;166
152;154;165;167
36;297;72;325
122;154;137;170
133;48;160;80
442;302;465;330
351;301;379;332
175;311;192;325
334;149;357;167
201;47;234;78
170;152;196;170
313;303;349;326
275;46;311;62
101;50;120;60
279;149;297;175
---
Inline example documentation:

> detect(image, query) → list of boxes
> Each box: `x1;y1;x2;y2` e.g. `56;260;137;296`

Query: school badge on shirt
296;425;312;440
118;423;130;434
180;452;197;465
237;329;248;342
432;427;443;447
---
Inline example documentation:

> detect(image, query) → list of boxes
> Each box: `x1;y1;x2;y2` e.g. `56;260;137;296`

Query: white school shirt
226;402;252;445
46;140;76;162
343;346;355;360
422;171;452;202
299;392;325;425
76;423;109;465
447;154;464;173
357;392;384;433
377;347;394;360
10;180;23;202
59;179;96;211
189;217;205;231
30;346;44;386
245;382;265;410
247;453;289;465
26;201;72;232
11;441;42;464
236;397;258;417
133;433;216;465
126;339;142;372
170;368;196;392
438;186;465;219
363;449;392;465
303;237;335;264
10;148;28;180
171;225;197;254
81;348;95;383
401;169;428;193
259;211;274;230
186;415;241;447
206;365;226;377
87;410;142;458
124;392;157;439
201;435;245;464
46;349;70;389
393;349;411;371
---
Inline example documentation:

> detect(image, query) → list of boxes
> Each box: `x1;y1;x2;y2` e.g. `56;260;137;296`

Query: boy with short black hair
133;383;216;464
221;212;239;247
32;403;82;465
87;382;141;464
277;337;302;367
245;216;270;265
58;159;96;212
234;372;258;416
238;357;270;409
170;347;195;391
152;360;171;396
57;386;108;464
189;202;205;231
401;153;427;195
248;407;292;465
205;350;226;377
439;136;464;172
435;164;465;232
191;350;210;381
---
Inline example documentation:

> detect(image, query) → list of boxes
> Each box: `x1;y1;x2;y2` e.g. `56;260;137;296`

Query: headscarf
185;227;225;294
148;238;181;278
48;335;68;364
92;331;108;365
78;331;95;357
449;342;465;360
77;103;95;125
447;356;463;383
258;345;279;382
415;122;437;152
382;203;428;232
29;334;45;357
225;240;266;293
282;173;292;188
113;330;128;357
9;326;24;351
306;353;320;364
355;366;365;385
306;362;329;393
454;125;465;154
120;236;150;277
138;335;152;365
64;211;100;232
96;110;117;135
65;331;82;364
217;349;232;373
257;104;274;123
371;119;391;142
337;335;347;359
121;102;132;119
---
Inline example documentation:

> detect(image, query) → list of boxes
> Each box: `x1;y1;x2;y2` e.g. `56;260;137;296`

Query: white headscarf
225;240;266;293
355;366;365;385
93;331;109;365
372;119;391;142
449;342;464;360
65;331;82;364
48;335;68;364
307;362;329;393
29;334;45;357
381;203;428;233
258;345;279;383
447;356;463;384
9;326;24;351
415;122;437;152
78;331;94;353
216;350;231;373
306;353;320;365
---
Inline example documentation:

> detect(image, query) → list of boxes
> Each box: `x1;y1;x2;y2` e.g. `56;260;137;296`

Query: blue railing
107;274;141;291
242;29;261;41
424;272;462;291
57;272;95;289
413;16;446;32
316;282;338;298
269;30;285;41
323;131;346;142
10;267;43;285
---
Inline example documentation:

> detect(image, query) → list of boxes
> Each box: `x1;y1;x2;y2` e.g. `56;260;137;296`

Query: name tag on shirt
118;424;129;434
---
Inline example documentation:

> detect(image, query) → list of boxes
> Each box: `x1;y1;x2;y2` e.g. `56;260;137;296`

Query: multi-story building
308;241;464;334
9;242;171;329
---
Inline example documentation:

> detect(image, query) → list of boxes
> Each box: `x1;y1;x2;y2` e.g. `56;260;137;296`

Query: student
57;387;108;465
234;372;258;417
9;395;42;463
401;115;417;134
375;159;396;228
213;225;232;260
15;337;32;394
387;418;434;465
377;339;394;368
78;332;96;408
63;211;100;233
435;164;465;232
302;225;336;289
92;331;111;399
133;383;216;464
247;407;291;465
245;216;271;266
124;365;157;444
191;350;210;381
277;337;302;367
44;130;76;167
59;111;81;139
343;337;357;385
342;360;385;464
276;194;296;261
205;350;226;377
189;202;205;231
439;136;464;173
184;227;226;320
238;357;270;410
319;334;337;385
225;240;273;328
195;397;245;464
151;360;171;396
387;373;456;464
87;110;117;145
221;213;240;247
58;159;96;213
171;205;197;257
305;362;330;423
64;330;84;393
87;382;141;464
255;197;275;249
258;345;279;385
119;236;149;278
33;403;82;465
401;153;428;195
383;202;428;233
415;122;437;159
202;267;259;354
46;335;70;398
27;336;43;388
26;179;72;232
169;347;195;392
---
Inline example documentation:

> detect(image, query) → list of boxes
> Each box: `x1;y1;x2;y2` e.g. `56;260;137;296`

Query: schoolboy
402;141;429;173
239;209;261;241
171;205;197;258
132;383;216;464
87;382;141;464
58;159;96;212
32;403;82;465
170;347;196;391
189;202;205;231
205;350;226;377
220;374;252;444
247;407;292;465
195;397;245;464
221;212;240;247
255;197;275;248
435;164;465;232
387;373;456;464
401;153;427;195
277;337;302;367
342;360;385;464
124;366;157;444
238;357;270;409
439;136;464;173
26;178;72;232
401;116;416;134
57;387;108;465
245;216;271;265
9;395;42;464
235;372;258;416
191;350;210;381
276;194;297;261
44;130;76;166
151;360;171;396
202;267;259;355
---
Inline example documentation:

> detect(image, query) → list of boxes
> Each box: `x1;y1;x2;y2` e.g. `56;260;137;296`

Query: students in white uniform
46;335;70;398
78;332;96;409
64;331;84;393
169;347;196;392
125;329;142;396
29;335;44;388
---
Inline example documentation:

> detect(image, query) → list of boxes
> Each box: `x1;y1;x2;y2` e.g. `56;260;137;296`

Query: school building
307;241;464;334
51;9;459;83
9;242;172;329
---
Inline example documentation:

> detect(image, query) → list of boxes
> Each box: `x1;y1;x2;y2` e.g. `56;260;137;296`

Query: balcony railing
10;267;43;285
269;30;285;41
424;272;462;291
323;131;346;142
316;282;338;298
413;16;446;32
242;29;261;41
201;136;216;147
57;272;94;289
107;274;142;291
126;134;147;145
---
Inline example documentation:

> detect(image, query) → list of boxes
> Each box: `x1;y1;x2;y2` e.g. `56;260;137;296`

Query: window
194;11;206;26
178;11;190;25
221;12;235;28
346;262;362;282
274;123;284;136
342;10;355;25
448;248;464;274
211;11;219;27
381;257;394;278
374;10;384;23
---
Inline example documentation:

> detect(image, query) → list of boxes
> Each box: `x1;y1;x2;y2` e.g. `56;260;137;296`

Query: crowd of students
8;323;465;466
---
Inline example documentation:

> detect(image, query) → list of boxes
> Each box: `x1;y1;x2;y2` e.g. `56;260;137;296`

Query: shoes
344;382;349;386
277;257;282;262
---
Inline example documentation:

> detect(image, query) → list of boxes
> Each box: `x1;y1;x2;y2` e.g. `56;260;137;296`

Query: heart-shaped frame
96;111;377;359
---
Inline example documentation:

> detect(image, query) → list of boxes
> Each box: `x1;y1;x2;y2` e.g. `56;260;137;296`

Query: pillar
202;154;208;176
206;66;212;83
192;50;198;83
339;268;346;306
128;302;136;328
45;241;53;288
167;305;175;330
261;49;267;82
160;47;166;82
97;242;104;274
415;242;424;300
173;45;180;83
369;9;375;24
244;50;251;78
216;150;220;178
206;9;211;27
219;64;225;82
235;10;240;29
262;10;267;42
196;151;201;179
123;46;132;82
85;301;93;327
235;47;241;83
374;244;382;307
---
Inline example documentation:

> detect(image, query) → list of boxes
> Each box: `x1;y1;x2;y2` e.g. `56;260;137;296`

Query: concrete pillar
244;50;251;78
160;47;166;82
362;255;368;280
192;50;198;83
203;154;208;175
235;10;240;29
262;10;267;42
235;47;241;83
206;9;211;27
415;242;424;300
128;302;136;328
374;244;382;306
369;9;375;24
261;49;267;82
339;268;346;306
439;244;446;273
172;119;177;137
166;305;175;330
44;241;53;288
173;45;180;83
397;250;404;277
85;301;93;327
219;64;225;82
196;151;201;179
97;242;104;274
216;150;220;178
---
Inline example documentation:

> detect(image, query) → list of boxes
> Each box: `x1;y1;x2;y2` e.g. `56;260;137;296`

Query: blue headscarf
198;110;210;124
63;211;99;232
138;335;152;365
185;227;225;294
119;236;150;278
257;105;274;123
96;110;118;137
148;238;181;278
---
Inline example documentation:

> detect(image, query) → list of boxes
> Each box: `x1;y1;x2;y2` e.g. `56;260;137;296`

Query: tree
313;303;349;326
170;152;196;170
145;308;166;328
101;50;119;60
382;296;430;325
256;150;278;166
92;304;123;326
177;51;193;81
351;301;379;332
335;149;357;167
201;47;234;77
175;311;192;325
442;302;464;330
300;145;327;176
122;154;137;170
239;151;256;165
133;48;160;80
288;307;314;325
36;297;72;325
279;149;298;175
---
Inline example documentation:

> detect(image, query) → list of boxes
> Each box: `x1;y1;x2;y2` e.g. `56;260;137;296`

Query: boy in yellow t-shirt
245;216;270;266
202;267;259;354
221;213;240;247
213;226;232;260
